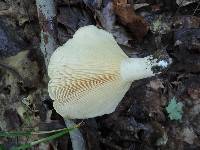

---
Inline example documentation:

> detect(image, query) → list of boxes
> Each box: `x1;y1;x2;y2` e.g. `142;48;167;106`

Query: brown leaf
96;1;132;46
113;0;149;40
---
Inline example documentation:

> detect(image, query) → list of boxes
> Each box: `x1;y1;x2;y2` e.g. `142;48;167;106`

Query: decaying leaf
181;127;197;144
2;50;40;88
95;1;132;46
0;0;37;25
57;6;93;44
134;3;149;10
0;19;26;57
176;0;198;6
113;0;149;40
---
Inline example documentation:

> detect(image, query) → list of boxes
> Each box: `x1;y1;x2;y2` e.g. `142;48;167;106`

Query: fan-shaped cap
48;25;131;119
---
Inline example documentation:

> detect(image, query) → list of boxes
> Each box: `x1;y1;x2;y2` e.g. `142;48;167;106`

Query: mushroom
48;25;170;119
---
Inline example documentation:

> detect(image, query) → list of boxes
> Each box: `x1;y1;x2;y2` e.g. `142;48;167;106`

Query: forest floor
0;0;200;150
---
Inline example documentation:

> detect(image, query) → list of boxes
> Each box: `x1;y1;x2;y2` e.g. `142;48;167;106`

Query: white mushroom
48;25;170;119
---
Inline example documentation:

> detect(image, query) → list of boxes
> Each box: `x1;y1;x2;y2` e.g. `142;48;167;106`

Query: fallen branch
36;0;58;66
35;1;86;150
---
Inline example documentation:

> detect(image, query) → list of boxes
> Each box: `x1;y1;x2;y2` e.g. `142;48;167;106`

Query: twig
36;0;58;66
193;1;200;15
35;1;86;150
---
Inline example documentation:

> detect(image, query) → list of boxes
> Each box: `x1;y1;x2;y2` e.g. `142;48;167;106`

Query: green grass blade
0;144;6;150
10;125;79;150
10;144;31;150
0;131;32;137
31;129;69;146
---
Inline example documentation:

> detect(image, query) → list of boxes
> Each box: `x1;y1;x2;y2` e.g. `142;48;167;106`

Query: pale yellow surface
48;25;131;119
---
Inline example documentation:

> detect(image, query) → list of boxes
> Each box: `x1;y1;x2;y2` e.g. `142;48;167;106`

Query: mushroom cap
48;25;131;119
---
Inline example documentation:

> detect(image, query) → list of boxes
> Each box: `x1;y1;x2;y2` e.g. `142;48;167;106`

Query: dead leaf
3;50;40;88
57;6;93;44
181;127;197;144
96;1;132;46
176;0;198;6
83;0;102;9
0;0;37;25
113;0;149;40
173;16;200;29
134;3;149;10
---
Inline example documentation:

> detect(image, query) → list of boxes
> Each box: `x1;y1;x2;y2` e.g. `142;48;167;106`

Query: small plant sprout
48;25;172;119
166;97;183;121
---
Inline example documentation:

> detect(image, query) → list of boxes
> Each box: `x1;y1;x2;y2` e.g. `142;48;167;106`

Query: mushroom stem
120;56;171;82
